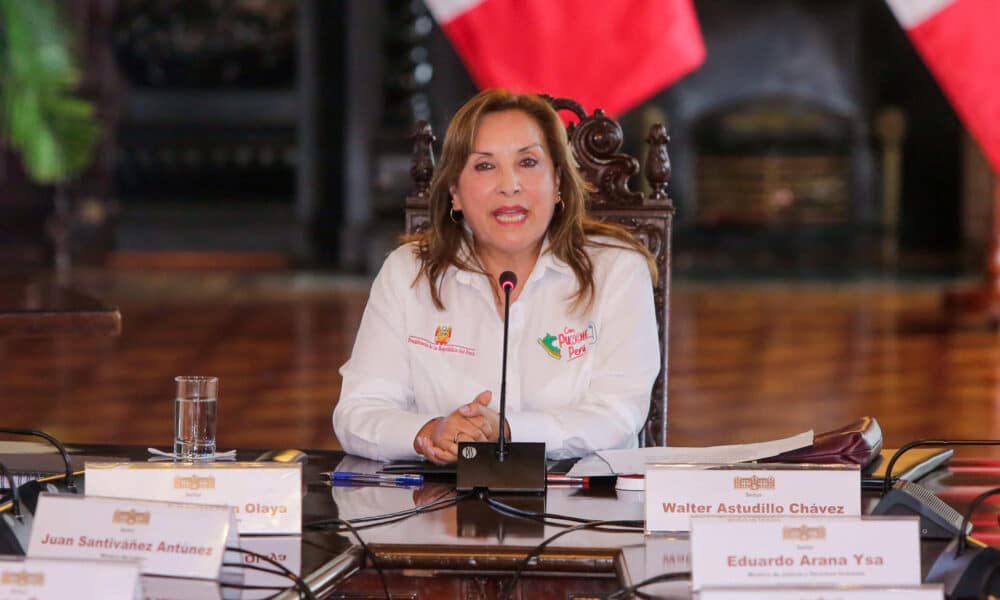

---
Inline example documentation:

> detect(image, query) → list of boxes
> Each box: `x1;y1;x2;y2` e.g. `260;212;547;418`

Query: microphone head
872;480;969;539
499;271;517;291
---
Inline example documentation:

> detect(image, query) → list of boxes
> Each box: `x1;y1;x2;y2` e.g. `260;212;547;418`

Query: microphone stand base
456;442;546;494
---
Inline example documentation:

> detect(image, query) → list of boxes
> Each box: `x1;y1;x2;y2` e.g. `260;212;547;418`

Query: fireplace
657;0;880;266
695;98;852;227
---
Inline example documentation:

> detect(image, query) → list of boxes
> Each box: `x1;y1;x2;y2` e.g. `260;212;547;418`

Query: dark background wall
0;0;967;276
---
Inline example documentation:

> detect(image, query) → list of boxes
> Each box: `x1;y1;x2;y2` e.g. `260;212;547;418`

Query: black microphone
497;270;516;461
872;440;1000;539
456;271;546;493
925;486;1000;598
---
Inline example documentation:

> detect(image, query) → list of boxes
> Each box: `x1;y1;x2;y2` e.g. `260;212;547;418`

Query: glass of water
174;376;218;460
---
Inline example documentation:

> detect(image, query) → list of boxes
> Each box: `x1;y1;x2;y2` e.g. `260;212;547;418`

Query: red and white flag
424;0;705;117
886;0;1000;173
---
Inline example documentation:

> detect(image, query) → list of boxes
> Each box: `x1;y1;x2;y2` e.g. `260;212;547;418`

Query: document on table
567;430;814;477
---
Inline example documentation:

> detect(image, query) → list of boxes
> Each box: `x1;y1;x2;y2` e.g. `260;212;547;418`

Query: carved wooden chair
405;96;674;446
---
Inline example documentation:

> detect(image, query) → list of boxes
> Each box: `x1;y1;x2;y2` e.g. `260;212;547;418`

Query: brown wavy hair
404;88;656;311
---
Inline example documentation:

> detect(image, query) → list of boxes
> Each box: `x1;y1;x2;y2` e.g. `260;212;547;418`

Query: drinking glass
174;376;218;460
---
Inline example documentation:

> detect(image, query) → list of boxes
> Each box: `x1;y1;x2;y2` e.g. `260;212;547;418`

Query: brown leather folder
760;416;883;468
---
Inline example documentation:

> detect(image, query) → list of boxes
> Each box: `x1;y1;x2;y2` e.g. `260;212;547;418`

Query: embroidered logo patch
408;326;475;357
538;322;597;361
538;333;560;359
434;325;452;344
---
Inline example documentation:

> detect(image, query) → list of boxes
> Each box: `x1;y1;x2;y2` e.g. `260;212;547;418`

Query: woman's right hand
413;390;495;464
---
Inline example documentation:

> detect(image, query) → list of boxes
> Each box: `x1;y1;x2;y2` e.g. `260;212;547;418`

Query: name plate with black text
645;464;861;532
690;516;921;590
26;494;239;580
85;462;302;534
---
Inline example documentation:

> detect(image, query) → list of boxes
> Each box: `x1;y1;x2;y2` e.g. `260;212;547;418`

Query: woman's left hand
415;391;510;464
457;391;510;443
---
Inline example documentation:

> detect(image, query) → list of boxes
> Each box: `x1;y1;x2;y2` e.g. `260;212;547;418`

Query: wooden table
4;445;638;598
7;446;1000;599
0;277;121;337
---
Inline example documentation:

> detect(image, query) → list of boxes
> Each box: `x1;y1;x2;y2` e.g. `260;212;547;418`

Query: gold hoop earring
449;208;462;224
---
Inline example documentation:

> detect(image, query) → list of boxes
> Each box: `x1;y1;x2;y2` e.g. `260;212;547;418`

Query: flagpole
947;175;1000;324
990;177;1000;298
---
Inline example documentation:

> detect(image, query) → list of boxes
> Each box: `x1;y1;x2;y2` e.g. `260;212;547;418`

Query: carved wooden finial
644;123;672;205
569;108;642;207
410;120;436;202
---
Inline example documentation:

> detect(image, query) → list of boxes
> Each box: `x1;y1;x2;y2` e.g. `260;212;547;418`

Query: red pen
546;474;590;487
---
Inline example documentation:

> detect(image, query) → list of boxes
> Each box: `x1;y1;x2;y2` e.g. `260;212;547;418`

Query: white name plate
645;464;860;532
238;535;302;589
86;462;302;534
0;556;142;599
26;493;239;580
643;535;691;598
645;534;690;576
690;516;921;590
699;585;943;599
141;576;222;600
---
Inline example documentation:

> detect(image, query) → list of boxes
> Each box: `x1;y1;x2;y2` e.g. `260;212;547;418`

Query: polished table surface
0;277;121;337
12;443;1000;599
59;444;641;599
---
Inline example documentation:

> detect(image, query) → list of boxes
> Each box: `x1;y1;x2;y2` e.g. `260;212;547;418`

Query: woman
334;89;660;464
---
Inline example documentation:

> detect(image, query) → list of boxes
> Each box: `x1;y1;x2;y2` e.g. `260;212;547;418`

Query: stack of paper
567;431;814;477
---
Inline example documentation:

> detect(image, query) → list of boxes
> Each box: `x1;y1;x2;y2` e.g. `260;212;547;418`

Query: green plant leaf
0;0;99;184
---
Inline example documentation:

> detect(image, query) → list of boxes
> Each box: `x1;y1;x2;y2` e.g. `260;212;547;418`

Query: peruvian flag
424;0;706;117
886;0;1000;173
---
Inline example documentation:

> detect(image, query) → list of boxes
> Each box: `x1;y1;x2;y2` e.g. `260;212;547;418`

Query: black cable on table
0;429;76;490
302;491;474;599
485;497;642;533
338;516;392;600
303;496;470;599
604;571;690;599
483;492;644;530
226;546;317;600
221;562;307;599
498;517;646;600
217;579;289;591
305;495;466;535
304;490;471;530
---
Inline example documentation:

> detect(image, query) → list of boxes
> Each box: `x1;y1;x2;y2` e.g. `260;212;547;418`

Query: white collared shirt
333;239;660;461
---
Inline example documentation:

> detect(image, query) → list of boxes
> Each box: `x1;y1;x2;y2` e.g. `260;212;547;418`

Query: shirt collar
531;238;573;280
453;235;573;287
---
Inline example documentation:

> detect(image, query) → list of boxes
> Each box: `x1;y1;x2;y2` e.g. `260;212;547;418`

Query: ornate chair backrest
404;96;674;446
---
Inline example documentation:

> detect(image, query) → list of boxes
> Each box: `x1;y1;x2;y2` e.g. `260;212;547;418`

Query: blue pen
327;472;424;486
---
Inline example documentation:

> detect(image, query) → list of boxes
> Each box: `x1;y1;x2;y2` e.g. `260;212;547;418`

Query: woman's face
450;109;559;270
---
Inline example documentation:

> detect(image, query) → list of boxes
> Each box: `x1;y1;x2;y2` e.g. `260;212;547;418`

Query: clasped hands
413;390;511;465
